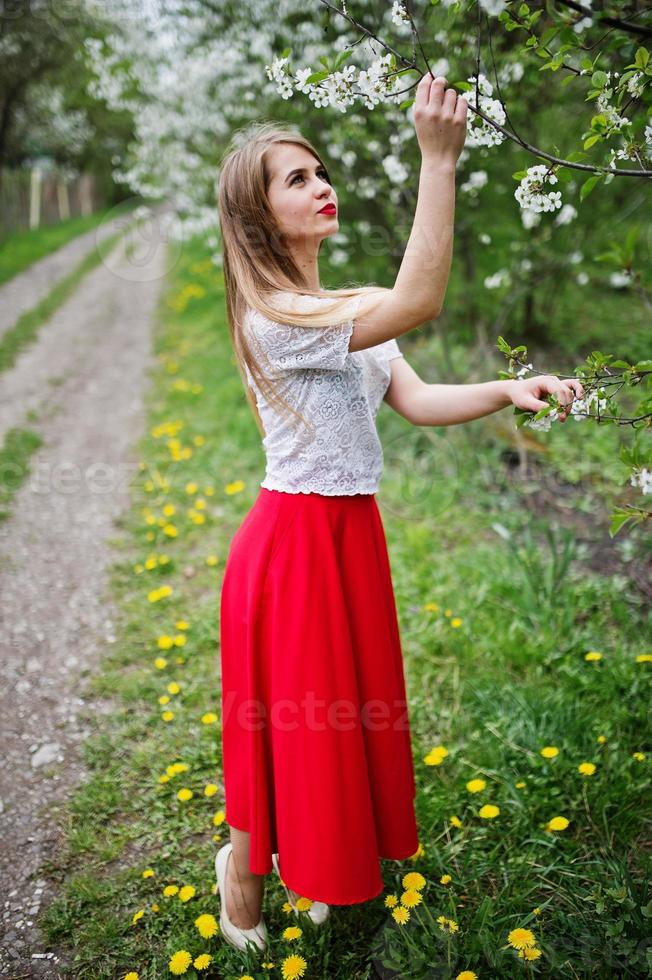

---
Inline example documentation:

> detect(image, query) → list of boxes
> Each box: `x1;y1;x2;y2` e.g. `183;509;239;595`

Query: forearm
392;159;456;319
411;379;517;426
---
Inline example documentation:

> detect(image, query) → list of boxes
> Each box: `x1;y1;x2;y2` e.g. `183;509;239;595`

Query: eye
291;169;331;185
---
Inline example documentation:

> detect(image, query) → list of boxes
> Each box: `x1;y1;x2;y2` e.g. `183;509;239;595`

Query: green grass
39;239;651;979
0;200;137;285
0;426;43;522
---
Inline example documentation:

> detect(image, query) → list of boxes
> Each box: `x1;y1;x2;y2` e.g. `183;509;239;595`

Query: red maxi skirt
219;487;419;906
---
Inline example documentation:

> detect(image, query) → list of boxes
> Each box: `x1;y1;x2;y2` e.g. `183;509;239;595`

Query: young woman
214;72;583;952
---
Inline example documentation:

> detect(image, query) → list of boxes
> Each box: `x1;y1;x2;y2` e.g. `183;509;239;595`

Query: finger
455;93;468;120
415;73;433;111
567;379;584;399
429;75;448;108
442;87;459;114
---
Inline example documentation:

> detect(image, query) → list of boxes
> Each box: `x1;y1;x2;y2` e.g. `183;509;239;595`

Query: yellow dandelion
168;950;192;975
400;889;422;907
206;555;218;566
507;927;536;950
193;955;212;971
201;712;218;725
424;745;449;766
132;909;145;925
151;903;159;912
450;617;462;628
177;788;193;802
154;657;168;670
204;783;219;797
410;841;425;860
444;608;452;616
584;651;603;661
578;762;596;776
262;964;275;971
456;973;478;980
159;695;170;705
423;601;439;612
163;885;179;897
519;947;542;961
385;894;398;908
212;810;225;826
402;871;426;890
282;926;303;941
632;752;646;762
437;915;459;933
295;897;312;912
450;815;463;828
635;653;652;663
280;954;308;980
225;480;245;495
515;781;526;789
167;682;181;695
546;816;570;832
466;778;486;793
440;873;452;885
178;885;196;902
124;973;139;980
597;735;607;743
478;804;500;819
239;976;255;980
142;868;155;878
185;482;198;494
392;905;410;925
163;504;176;516
175;619;189;630
162;710;174;722
533;907;541;916
174;634;186;646
540;746;559;758
194;913;218;938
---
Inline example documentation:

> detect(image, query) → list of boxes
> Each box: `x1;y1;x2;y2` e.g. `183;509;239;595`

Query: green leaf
280;47;292;60
634;46;649;70
592;70;608;88
512;170;528;180
306;70;330;84
583;134;602;149
580;174;601;201
609;509;634;537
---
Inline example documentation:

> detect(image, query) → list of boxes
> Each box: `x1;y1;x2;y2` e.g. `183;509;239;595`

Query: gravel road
0;215;171;977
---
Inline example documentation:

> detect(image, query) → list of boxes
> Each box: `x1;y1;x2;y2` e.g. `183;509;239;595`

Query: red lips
318;204;337;214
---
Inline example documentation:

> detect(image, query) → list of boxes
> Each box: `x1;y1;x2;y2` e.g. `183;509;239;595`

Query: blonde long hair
216;120;385;438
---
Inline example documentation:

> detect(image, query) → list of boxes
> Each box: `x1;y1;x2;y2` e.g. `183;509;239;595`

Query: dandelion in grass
424;745;449;765
206;555;218;566
450;617;462;627
410;841;425;860
159;695;170;705
507;927;537;950
533;907;541;916
423;601;439;611
168;950;192;975
162;710;175;722
240;976;255;980
437;915;459;933
132;909;145;925
632;752;646;761
124;973;139;980
450;815;463;828
142;868;155;878
282;926;303;941
584;651;603;662
515;781;526;789
540;746;559;758
176;619;189;629
163;885;179;897
158;635;174;649
204;783;218;797
385;894;398;908
151;903;159;912
400;888;422;907
519;946;542;960
195;913;218;938
456;973;478;980
262;965;275;971
280;954;308;979
201;712;218;725
466;778;486;793
440;874;452;885
178;885;196;902
479;804;500;819
402;871;426;890
597;735;607;744
295;897;313;912
167;682;181;694
636;653;652;663
225;480;245;494
154;657;168;670
177;788;193;802
578;762;596;776
546;816;570;832
392;905;410;925
193;955;212;971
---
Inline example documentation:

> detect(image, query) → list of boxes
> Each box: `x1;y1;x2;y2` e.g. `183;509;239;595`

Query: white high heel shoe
271;852;330;925
215;842;268;952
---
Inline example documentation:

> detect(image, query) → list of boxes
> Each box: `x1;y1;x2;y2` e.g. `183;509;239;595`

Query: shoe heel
215;843;268;952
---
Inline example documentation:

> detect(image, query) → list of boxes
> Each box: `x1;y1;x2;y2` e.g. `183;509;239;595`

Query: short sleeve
383;337;404;361
245;293;362;373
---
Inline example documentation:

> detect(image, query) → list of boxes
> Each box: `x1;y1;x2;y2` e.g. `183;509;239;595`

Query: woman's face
265;143;338;248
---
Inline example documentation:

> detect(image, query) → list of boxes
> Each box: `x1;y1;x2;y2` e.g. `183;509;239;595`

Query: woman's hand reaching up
509;375;585;422
414;73;468;168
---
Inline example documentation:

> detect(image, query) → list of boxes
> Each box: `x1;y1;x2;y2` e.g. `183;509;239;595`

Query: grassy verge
40;238;651;980
0;200;137;285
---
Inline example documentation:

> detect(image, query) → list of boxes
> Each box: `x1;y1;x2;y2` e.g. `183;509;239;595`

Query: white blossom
555;204;578;226
570;387;608;420
460;170;488;194
484;269;511;289
514;164;562;214
390;1;410;28
478;232;492;244
626;71;645;99
525;407;559;432
630;467;652;495
464;73;506;148
382;153;409;184
569;250;583;264
478;0;508;14
576;271;589;285
521;208;542;229
609;270;633;288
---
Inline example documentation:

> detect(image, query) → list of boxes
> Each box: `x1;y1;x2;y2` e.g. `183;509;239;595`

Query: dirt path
0;207;137;342
0;217;170;977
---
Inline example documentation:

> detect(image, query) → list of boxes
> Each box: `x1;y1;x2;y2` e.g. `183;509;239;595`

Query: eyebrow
284;164;326;184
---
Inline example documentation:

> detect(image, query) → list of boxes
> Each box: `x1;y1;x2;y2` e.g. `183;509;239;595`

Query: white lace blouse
242;292;404;495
